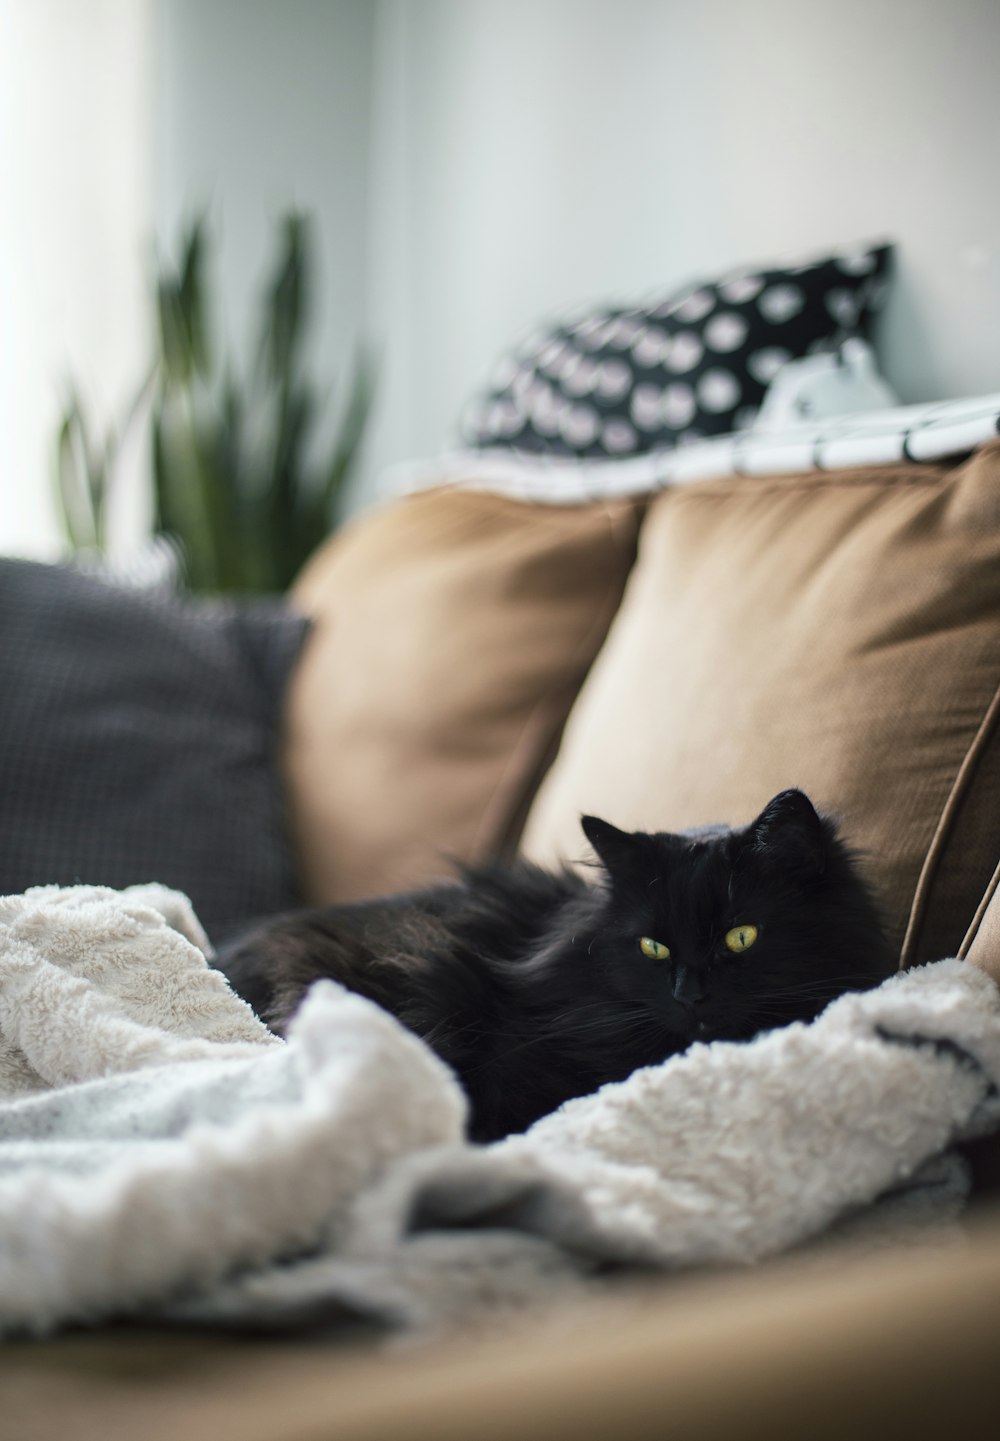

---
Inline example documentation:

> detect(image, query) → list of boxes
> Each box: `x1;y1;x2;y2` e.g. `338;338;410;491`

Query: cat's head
580;789;894;1047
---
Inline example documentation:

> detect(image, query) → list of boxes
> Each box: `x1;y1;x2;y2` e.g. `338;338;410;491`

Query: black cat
216;789;894;1142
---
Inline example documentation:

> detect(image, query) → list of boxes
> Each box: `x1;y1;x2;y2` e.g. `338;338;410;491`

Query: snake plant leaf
60;210;372;593
157;217;211;384
153;395;216;589
178;218;210;378
55;397;95;553
260;212;307;388
288;354;373;561
55;388;112;553
319;344;377;519
157;282;193;385
267;383;315;587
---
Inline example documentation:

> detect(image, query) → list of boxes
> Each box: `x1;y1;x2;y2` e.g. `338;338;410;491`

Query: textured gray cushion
0;559;308;943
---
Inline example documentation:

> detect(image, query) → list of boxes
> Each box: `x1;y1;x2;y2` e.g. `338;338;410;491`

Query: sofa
4;436;1000;1438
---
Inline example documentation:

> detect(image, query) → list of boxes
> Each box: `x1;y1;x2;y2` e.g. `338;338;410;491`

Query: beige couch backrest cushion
285;488;642;904
521;442;1000;965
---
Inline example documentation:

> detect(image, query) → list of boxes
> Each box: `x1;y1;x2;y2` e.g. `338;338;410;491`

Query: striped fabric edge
381;393;1000;506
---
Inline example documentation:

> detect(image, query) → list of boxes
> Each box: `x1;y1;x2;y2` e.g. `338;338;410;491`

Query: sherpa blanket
2;884;999;1338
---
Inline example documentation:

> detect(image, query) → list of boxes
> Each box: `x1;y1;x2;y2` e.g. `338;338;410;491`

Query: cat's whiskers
546;1013;661;1043
417;1013;490;1050
463;1005;667;1075
752;975;877;1001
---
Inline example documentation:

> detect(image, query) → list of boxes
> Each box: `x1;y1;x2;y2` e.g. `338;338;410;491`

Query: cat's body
216;790;894;1141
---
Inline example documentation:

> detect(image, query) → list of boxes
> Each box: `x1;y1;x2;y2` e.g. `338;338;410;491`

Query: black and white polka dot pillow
460;241;893;459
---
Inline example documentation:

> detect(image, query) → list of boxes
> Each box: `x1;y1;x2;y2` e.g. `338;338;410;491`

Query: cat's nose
672;964;708;1008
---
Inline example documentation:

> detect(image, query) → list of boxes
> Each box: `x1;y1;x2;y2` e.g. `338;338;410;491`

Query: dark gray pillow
0;559;309;944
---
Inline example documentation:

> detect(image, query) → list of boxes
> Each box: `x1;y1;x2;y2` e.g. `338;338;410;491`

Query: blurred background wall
381;0;1000;457
0;0;154;556
156;0;375;469
2;0;999;556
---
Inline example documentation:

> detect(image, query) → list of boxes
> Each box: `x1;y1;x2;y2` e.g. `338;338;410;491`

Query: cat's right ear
748;788;830;878
581;815;639;874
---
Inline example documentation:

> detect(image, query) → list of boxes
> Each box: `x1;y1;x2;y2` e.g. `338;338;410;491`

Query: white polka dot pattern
460;241;894;458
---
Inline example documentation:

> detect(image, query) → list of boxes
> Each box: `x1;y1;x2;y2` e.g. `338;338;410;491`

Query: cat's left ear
748;789;830;878
581;815;642;874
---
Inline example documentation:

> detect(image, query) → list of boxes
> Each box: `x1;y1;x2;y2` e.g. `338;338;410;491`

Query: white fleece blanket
2;884;999;1338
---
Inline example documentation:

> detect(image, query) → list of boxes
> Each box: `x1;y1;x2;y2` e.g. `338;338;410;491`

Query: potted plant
55;212;373;592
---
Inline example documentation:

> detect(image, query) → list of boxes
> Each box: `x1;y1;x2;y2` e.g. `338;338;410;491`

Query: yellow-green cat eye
725;924;759;954
639;936;671;961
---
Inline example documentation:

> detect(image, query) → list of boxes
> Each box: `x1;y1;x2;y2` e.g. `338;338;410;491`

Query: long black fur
215;790;894;1142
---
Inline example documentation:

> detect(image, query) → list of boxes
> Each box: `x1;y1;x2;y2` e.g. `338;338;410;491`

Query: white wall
3;0;998;555
155;0;375;488
371;0;1000;466
0;0;154;557
0;0;376;558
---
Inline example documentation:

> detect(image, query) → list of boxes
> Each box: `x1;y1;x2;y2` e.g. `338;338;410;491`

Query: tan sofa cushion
285;488;642;904
521;442;1000;964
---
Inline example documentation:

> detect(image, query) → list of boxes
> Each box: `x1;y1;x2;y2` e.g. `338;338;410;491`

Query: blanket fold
1;884;998;1338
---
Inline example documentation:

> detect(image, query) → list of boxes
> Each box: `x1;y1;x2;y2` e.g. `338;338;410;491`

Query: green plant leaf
319;345;377;520
66;208;374;594
55;399;93;552
259;212;308;387
156;216;212;385
178;216;211;377
54;388;110;554
157;282;192;384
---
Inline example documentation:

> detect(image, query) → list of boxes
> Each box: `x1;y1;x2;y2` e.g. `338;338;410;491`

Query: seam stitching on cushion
958;858;1000;962
468;502;642;860
900;674;1000;969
